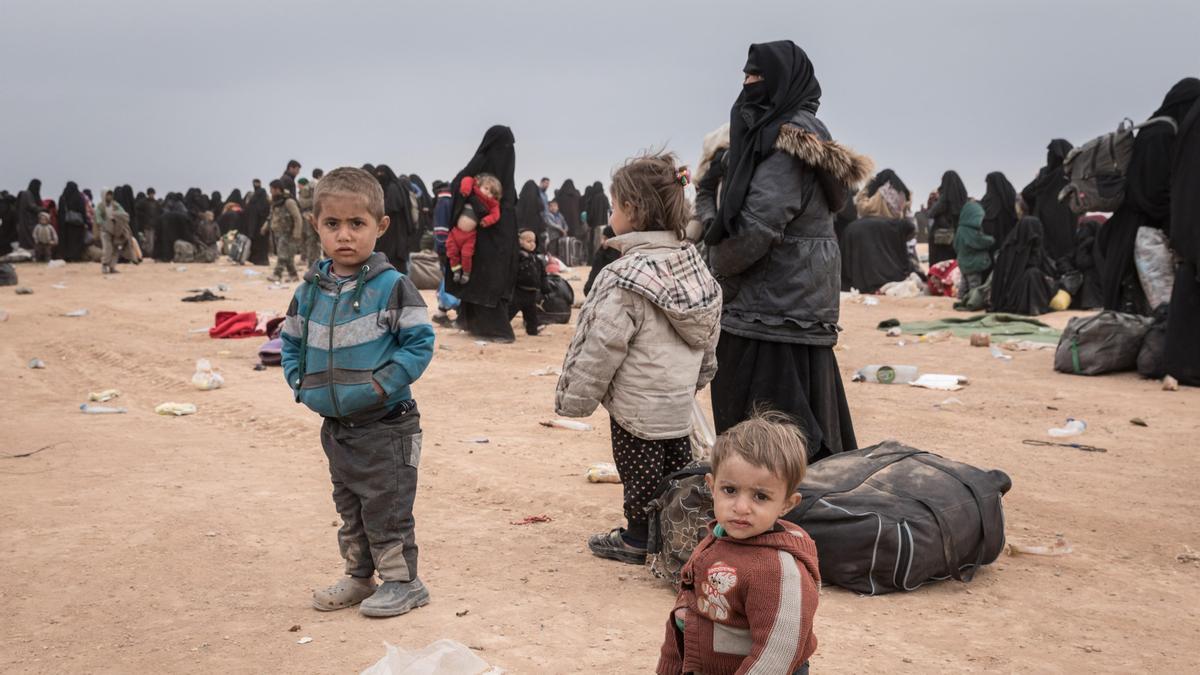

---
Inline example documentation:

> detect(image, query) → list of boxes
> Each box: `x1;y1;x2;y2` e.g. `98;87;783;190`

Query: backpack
1059;116;1178;214
646;442;1012;595
173;240;196;263
540;274;574;324
1054;310;1153;375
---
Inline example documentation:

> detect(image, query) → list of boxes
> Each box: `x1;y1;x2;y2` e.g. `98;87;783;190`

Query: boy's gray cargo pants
320;407;422;582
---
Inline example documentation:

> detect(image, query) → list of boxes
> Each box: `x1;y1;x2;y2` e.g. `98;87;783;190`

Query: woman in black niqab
225;189;243;208
1165;94;1200;385
584;181;610;261
372;164;412;272
554;179;582;238
446;125;518;341
927;170;967;265
15;179;43;249
980;171;1018;255
242;184;271;265
516;180;545;248
57;182;89;261
1020;139;1075;262
991;216;1056;315
707;40;822;245
1098;77;1200;314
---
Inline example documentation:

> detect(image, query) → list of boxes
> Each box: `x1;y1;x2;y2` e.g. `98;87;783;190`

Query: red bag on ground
927;260;959;297
209;311;265;339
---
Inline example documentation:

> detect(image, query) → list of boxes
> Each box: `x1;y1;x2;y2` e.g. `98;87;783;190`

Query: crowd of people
3;35;1198;673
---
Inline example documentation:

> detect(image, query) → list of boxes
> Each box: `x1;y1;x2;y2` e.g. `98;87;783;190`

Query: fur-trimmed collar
775;122;873;189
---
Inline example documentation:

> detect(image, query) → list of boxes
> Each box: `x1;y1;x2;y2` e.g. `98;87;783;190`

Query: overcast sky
4;0;1197;203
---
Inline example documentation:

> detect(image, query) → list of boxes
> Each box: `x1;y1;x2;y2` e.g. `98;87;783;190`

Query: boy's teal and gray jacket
281;252;435;426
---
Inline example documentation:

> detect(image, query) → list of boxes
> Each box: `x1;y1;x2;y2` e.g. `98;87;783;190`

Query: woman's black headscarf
209;191;223;214
516;179;544;235
226;189;243;206
555;179;582;236
58;181;85;215
935;171;968;219
712;40;821;244
980;171;1018;250
1153;77;1200;123
865;169;910;201
448;125;517;308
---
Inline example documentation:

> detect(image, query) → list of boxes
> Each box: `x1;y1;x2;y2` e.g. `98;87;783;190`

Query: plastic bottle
854;365;919;384
1047;418;1087;438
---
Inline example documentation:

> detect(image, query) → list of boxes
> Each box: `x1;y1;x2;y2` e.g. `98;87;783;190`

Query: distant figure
509;230;544;336
32;211;58;261
15;179;42;250
57;182;89;262
99;190;137;273
1099;78;1200;314
301;168;323;263
281;159;301;198
554;179;583;239
447;173;502;285
980;171;1018;256
927;170;968;266
1020;140;1075;262
1165;87;1200;386
953;200;994;301
244;179;272;265
373;165;413;274
264;179;304;282
584;180;610;262
538;176;551;214
516;180;546;250
990;216;1056;316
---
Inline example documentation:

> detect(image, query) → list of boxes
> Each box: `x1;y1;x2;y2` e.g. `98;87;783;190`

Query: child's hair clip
676;166;691;188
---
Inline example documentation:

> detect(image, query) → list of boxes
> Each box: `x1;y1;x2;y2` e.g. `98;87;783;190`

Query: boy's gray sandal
312;576;377;611
359;578;431;618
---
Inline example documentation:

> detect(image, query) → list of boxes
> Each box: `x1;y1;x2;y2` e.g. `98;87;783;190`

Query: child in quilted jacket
555;152;721;566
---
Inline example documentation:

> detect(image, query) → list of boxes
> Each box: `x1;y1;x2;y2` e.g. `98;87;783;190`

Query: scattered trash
205;531;217;537
89;389;121;402
586;462;621;483
63;309;89;317
155;402;198;416
1178;546;1200;565
989;346;1013;361
529;366;561;377
910;374;969;391
885;327;902;337
0;309;9;322
511;514;552;525
297;636;313;645
182;290;227;302
80;403;127;414
879;273;924;298
187;327;210;334
1023;439;1107;453
853;365;919;384
14;286;33;295
175;266;189;272
540;419;592;431
918;330;952;343
253;363;267;371
465;437;490;444
1007;534;1072;557
242;269;260;277
28;358;46;369
998;336;1056;353
51;283;67;289
1047;418;1086;438
1163;375;1179;391
360;640;501;675
456;609;470;617
288;625;301;632
969;333;990;347
863;296;879;306
47;259;66;269
934;397;965;409
217;284;230;292
1130;417;1149;427
191;359;225;391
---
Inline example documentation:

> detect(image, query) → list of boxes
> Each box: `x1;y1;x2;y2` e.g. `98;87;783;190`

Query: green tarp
878;314;1062;344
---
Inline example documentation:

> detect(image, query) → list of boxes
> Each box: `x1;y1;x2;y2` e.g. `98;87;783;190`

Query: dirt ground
1;258;1198;674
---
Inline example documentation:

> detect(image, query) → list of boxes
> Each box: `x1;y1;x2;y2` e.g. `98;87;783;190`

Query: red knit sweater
657;520;820;675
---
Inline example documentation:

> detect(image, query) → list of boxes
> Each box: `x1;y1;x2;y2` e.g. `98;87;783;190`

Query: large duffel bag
1054;310;1153;375
540;274;574;324
408;250;442;290
647;441;1012;595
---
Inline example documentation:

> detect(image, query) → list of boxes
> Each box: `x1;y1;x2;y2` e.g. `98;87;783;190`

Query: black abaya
57;182;88;262
243;188;271;265
980;171;1018;255
516;180;545;247
1020;140;1075;262
1165;93;1200;385
991;217;1055;316
554;180;583;238
711;332;856;462
446;125;518;340
373;165;411;273
927;171;967;265
15;179;42;250
840;217;917;292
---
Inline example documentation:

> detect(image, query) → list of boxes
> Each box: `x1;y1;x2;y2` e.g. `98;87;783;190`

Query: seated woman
840;169;917;292
990;216;1057;316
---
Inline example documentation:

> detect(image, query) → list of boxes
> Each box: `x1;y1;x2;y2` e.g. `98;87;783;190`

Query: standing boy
280;167;436;617
32;211;58;261
264;179;304;282
511;229;544;336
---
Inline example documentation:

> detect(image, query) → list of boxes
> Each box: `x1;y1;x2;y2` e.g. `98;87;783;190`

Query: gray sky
4;0;1197;203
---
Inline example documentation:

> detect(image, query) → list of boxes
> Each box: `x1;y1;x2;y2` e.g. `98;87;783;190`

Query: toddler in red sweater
447;173;501;284
658;412;820;675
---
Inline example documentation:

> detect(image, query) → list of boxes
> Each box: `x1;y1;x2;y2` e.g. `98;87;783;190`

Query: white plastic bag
689;398;716;461
360;640;502;675
191;359;224;391
1134;226;1175;309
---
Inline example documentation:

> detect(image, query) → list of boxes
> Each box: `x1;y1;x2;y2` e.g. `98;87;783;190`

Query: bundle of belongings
541;273;575;324
1053;310;1163;377
209;311;282;339
646;441;1012;595
407;250;442;290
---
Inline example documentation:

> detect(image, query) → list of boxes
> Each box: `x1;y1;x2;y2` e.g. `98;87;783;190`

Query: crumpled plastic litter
89;389;121;402
191;359;225;390
64;309;88;317
1007;534;1072;557
28;358;46;369
80;403;127;414
586;462;621;484
360;639;503;675
540;419;592;431
529;366;561;376
47;259;66;269
909;374;969;391
155;402;198;416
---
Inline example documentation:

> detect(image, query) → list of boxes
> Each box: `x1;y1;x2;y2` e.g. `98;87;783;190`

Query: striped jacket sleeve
374;275;435;397
737;550;809;675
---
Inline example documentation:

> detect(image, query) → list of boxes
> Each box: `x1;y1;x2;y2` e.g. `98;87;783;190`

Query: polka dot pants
610;418;692;543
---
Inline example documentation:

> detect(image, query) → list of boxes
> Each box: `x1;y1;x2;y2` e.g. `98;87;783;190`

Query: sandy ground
1;257;1198;674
